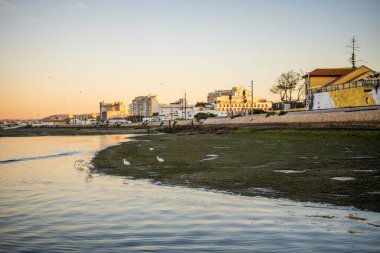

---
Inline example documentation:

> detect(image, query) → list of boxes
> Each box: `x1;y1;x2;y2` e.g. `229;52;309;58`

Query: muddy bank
92;129;380;212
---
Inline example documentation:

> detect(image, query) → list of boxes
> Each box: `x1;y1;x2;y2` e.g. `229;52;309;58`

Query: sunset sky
1;0;379;119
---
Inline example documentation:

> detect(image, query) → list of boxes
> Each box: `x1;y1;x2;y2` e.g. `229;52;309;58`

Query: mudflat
92;129;380;212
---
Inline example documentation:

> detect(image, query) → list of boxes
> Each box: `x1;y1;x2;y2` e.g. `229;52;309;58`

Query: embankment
125;108;380;130
202;109;380;129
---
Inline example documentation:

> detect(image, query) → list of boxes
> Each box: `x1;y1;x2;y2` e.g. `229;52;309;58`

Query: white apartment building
131;95;160;117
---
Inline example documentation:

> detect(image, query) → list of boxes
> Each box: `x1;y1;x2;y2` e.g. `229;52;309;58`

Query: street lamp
241;81;254;114
243;90;247;115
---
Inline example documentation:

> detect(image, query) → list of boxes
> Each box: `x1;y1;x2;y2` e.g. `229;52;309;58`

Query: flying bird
149;147;154;151
123;159;130;166
74;159;87;168
156;156;164;162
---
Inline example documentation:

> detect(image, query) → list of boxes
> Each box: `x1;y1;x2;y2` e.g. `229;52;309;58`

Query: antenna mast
348;37;359;69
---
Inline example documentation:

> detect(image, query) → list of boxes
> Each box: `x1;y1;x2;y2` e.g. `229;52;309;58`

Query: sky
0;0;379;119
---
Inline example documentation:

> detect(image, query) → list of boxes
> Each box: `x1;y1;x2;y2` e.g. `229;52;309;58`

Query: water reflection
0;135;379;252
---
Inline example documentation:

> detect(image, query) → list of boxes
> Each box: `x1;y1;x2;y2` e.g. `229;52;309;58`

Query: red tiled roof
309;68;354;76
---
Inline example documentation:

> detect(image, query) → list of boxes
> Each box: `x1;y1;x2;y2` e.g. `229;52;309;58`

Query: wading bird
123;159;130;166
156;156;164;162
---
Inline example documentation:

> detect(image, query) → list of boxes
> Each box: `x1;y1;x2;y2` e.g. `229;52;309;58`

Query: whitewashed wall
312;92;336;110
369;86;380;104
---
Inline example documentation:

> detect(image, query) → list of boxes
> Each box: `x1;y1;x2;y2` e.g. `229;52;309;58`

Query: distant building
99;101;126;121
272;101;305;111
70;113;99;125
304;65;380;110
107;118;131;125
158;98;194;120
131;95;160;117
41;114;73;125
207;86;272;114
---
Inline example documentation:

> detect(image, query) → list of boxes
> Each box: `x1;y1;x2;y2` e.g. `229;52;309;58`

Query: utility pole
243;90;247;115
229;94;232;116
184;92;187;119
170;104;173;121
348;37;359;69
251;80;254;114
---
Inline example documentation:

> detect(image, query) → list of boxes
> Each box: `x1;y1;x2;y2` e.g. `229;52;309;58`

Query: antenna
347;37;359;68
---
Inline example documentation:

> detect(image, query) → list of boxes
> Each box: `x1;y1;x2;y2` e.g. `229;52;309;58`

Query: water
0;135;379;252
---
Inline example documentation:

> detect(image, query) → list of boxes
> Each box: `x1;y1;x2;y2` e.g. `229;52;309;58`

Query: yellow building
207;86;272;113
305;66;380;110
306;68;353;91
99;101;127;121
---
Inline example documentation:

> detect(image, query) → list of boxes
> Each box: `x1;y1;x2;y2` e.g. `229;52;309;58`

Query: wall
310;76;337;88
151;97;161;114
202;110;380;129
310;86;379;109
329;87;377;108
312;93;335;110
369;86;380;104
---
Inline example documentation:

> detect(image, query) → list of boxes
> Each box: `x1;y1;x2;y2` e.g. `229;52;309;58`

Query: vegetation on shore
92;129;380;212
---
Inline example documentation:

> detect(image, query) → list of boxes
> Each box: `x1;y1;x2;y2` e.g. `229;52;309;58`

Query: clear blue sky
1;0;379;118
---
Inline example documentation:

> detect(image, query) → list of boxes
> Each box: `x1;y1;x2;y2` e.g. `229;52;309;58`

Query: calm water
0;135;379;252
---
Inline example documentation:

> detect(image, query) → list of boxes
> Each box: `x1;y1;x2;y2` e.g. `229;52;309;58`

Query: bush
251;109;266;114
194;112;217;120
278;111;288;116
265;111;276;118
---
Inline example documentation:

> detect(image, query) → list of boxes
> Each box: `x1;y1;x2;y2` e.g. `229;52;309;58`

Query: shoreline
91;129;380;212
2;107;380;137
0;126;155;137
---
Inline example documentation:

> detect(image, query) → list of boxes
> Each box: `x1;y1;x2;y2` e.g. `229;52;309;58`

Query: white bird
149;147;154;151
156;156;164;162
123;159;130;166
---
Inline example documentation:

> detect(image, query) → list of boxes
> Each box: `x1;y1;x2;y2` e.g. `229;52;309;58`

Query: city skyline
1;0;380;119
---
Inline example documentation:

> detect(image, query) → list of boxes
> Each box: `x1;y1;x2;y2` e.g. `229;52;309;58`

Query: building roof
309;68;353;76
322;65;373;87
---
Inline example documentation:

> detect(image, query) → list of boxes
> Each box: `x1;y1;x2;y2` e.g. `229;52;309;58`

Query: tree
270;70;304;102
195;102;210;111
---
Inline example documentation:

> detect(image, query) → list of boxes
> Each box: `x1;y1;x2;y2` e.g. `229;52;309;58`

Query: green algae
92;129;380;212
